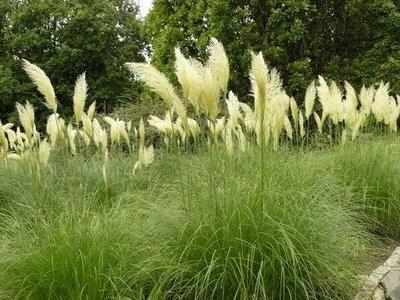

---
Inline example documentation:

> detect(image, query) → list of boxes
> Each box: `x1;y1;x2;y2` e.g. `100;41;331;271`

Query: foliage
0;0;146;124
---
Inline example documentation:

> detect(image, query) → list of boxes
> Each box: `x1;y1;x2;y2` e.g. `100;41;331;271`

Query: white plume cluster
1;39;400;168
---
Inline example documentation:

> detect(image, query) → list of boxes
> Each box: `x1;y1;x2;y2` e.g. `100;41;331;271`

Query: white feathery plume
92;118;108;151
284;116;293;139
200;67;220;119
38;138;51;166
174;48;191;100
299;110;305;138
87;101;96;120
134;118;154;173
81;113;93;137
304;81;316;119
289;97;299;132
2;123;14;130
7;153;22;160
371;82;390;123
174;50;203;114
344;81;358;108
317;76;331;123
73;72;87;124
16;127;25;152
46;113;60;148
187;118;200;138
125;62;187;123
314;112;323;134
5;129;17;150
208;116;226;139
207;38;230;93
359;85;375;115
67;123;77;155
0;121;9;154
16;101;35;139
250;51;269;119
148;113;174;136
22;59;57;112
240;102;256;132
343;82;359;129
328;81;344;124
226;91;240;128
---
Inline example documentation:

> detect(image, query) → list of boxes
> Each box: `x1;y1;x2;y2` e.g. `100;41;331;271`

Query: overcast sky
137;0;153;17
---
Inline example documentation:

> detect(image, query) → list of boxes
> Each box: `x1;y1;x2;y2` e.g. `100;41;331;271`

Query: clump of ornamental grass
0;146;372;299
328;137;400;238
134;148;371;299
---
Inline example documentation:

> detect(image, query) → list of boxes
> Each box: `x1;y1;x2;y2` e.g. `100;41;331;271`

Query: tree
145;0;400;103
0;0;146;123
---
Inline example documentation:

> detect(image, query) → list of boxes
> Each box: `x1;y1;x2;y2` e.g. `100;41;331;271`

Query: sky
137;0;153;17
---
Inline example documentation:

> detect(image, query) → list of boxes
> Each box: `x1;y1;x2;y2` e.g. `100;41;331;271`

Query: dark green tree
145;0;400;102
0;0;146;123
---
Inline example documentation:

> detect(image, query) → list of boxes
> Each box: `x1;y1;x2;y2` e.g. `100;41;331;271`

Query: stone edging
355;246;400;300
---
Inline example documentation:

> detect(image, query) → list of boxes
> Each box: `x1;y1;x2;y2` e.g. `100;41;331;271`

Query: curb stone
355;247;400;300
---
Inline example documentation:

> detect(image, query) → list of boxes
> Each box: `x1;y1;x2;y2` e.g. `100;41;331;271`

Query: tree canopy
145;0;400;102
0;0;146;123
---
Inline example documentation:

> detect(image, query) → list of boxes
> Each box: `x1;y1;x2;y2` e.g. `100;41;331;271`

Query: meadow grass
1;139;393;299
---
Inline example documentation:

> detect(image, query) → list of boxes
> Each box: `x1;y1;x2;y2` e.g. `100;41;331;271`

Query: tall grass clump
134;149;370;299
328;137;400;238
0;148;372;299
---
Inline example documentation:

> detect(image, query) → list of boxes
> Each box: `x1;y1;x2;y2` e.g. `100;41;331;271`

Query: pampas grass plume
73;72;87;124
22;59;57;112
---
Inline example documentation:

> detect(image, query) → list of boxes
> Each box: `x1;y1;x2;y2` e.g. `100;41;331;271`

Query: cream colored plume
200;67;220;119
359;85;375;115
226;91;240;128
284;116;293;139
299;111;305;138
38;138;51;166
0;121;9;154
148;112;174;136
187;118;200;138
125;62;187;123
289;97;299;132
81;113;93;137
22;59;57;112
250;52;269;119
134;118;154;173
314;112;323;134
174;49;203;113
87;101;96;120
67;124;77;155
73;72;87;124
92;118;108;151
16;101;35;139
304;81;316;119
239;103;256;132
371;82;391;124
174;48;191;100
207;38;230;93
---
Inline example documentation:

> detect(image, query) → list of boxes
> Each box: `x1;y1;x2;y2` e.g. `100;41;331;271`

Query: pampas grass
0;144;377;299
22;59;57;112
73;72;87;124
